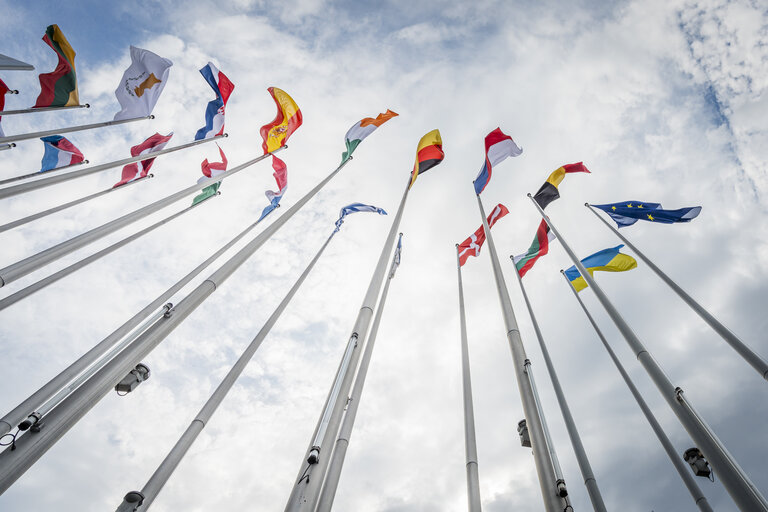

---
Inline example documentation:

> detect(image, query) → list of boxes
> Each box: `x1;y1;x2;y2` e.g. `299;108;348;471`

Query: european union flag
591;201;701;228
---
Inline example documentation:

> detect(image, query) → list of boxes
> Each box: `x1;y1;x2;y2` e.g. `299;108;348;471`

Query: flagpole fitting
149;115;155;120
148;174;155;179
163;303;173;318
526;193;532;197
84;103;90;108
82;160;90;165
307;446;321;464
10;90;19;95
17;412;41;431
584;203;590;207
223;133;229;138
116;490;145;512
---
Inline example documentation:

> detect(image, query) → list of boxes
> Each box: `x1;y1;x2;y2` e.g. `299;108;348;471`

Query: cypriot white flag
113;46;172;121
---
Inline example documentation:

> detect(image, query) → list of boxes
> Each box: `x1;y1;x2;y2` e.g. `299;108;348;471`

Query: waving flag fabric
591;201;702;227
113;132;174;188
390;233;403;278
333;202;387;233
40;135;84;172
457;204;509;266
259;156;289;220
342;109;398;162
564;244;637;292
192;145;227;205
0;79;9;137
260;87;302;153
533;162;590;209
473;128;522;194
34;25;79;108
410;129;444;188
114;46;172;121
194;62;234;140
513;220;555;277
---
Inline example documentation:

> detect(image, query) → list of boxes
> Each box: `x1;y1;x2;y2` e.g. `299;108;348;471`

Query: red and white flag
458;203;509;266
113;132;173;188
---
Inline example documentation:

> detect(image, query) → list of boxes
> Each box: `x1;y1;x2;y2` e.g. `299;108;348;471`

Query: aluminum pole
0;157;352;492
513;261;607;512
0;114;151;145
0;191;216;311
0;159;90;186
0;103;89;116
0;145;281;287
285;178;411;512
0;134;225;200
0;144;14;151
117;230;339;512
586;203;768;381
475;194;567;512
316;233;405;512
528;194;768;511
560;270;713;512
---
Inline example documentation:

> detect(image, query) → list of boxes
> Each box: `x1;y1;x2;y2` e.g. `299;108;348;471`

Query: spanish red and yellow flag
260;87;303;154
409;129;444;188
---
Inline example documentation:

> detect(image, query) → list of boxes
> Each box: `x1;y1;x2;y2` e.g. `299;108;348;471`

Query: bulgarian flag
341;109;398;162
34;25;80;108
192;145;227;205
513;219;555;278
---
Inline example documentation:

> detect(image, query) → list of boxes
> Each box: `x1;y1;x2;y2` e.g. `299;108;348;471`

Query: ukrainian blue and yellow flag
564;244;637;292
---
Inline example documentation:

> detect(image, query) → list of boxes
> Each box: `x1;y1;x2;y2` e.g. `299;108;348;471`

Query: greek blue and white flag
389;233;403;278
333;202;387;233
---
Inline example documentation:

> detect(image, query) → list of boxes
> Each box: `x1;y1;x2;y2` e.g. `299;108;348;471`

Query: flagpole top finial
559;269;565;274
455;243;459;247
84;103;90;108
223;133;229;138
148;174;155;179
149;115;155;119
83;159;89;164
526;193;532;198
584;202;590;207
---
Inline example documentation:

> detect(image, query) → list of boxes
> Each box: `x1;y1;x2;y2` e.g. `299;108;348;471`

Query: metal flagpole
0;191;217;311
116;228;341;512
0;145;282;288
0;103;90;116
0;202;279;437
528;194;768;511
0;175;152;234
0;144;15;152
585;203;768;381
0;157;353;492
0;159;90;186
0;114;152;145
559;270;713;512
0;134;225;200
512;259;607;512
285;178;411;512
316;233;405;512
475;194;567;512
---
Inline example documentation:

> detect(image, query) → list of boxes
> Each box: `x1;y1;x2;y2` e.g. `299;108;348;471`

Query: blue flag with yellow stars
591;201;702;228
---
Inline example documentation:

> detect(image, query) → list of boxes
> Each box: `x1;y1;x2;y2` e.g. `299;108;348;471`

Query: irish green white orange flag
341;109;398;162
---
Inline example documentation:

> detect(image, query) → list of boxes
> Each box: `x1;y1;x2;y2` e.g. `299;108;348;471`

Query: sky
0;0;767;511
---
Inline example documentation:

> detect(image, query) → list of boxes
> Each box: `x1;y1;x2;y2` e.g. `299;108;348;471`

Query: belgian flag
532;162;590;209
409;129;444;188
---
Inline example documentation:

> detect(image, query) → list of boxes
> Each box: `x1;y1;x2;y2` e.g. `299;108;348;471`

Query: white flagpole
0;114;152;145
0;103;89;116
0;159;89;186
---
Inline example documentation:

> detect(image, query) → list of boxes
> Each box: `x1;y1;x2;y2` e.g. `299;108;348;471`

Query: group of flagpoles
0;134;225;200
559;270;714;512
456;245;483;512
285;177;411;512
475;194;568;511
585;203;768;381
0;159;90;186
0;191;217;311
116;228;342;512
0;156;354;492
0;103;89;116
512;263;607;512
0;114;152;145
0;143;275;288
528;195;768;511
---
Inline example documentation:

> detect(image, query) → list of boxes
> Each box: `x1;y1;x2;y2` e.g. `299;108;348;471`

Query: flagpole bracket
223;133;229;138
116;490;145;512
163;303;174;318
84;103;91;108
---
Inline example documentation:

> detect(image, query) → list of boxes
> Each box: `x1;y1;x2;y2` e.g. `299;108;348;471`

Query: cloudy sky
1;0;767;510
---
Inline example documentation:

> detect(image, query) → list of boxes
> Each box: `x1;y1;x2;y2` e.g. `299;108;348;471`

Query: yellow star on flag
647;214;654;221
627;203;633;208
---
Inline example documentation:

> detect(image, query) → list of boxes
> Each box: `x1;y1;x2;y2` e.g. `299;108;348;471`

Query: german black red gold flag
409;129;444;188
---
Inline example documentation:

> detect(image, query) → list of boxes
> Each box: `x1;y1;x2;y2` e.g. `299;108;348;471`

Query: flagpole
475;194;567;512
0;145;281;288
0;134;225;200
285;178;411;512
528;194;768;512
0;157;353;493
116;229;340;512
0;203;279;437
559;270;713;512
0;191;217;311
0;159;90;186
0;114;152;145
512;259;606;511
585;203;768;381
0;103;90;116
0;175;152;234
0;144;15;151
316;233;405;512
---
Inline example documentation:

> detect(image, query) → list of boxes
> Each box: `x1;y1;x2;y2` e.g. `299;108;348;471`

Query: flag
113;46;172;121
473;127;523;194
564;244;638;292
0;78;9;137
513;220;556;277
533;162;590;209
34;25;79;108
457;204;509;266
333;202;387;233
40;135;84;172
192;145;227;205
410;129;444;188
194;62;234;140
259;155;289;220
260;87;302;153
389;233;403;279
591;201;702;228
341;109;398;162
113;132;174;188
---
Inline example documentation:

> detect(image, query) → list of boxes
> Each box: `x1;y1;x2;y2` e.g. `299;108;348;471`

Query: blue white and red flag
194;62;234;140
40;135;84;172
473;128;522;194
259;156;288;220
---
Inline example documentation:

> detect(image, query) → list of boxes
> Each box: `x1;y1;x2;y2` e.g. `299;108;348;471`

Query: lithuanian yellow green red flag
409;129;444;188
34;25;79;108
